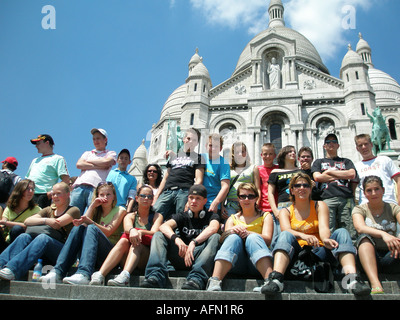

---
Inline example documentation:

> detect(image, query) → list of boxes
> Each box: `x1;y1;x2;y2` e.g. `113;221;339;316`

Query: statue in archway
367;107;392;154
267;57;281;89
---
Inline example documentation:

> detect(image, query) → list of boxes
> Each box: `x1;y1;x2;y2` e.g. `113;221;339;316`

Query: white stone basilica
144;0;400;172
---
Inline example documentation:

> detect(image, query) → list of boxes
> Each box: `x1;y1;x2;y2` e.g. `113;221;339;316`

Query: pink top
73;149;117;188
258;164;278;212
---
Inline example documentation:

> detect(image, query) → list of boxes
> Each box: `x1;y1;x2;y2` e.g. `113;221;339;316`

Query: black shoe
141;278;160;288
181;279;202;290
261;271;284;295
347;274;370;296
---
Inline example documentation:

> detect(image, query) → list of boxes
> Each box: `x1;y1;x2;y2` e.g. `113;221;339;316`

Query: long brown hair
91;182;117;223
6;179;36;211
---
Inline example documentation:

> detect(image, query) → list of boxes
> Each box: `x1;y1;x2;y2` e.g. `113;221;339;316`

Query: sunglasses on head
98;181;113;187
293;183;311;189
238;194;257;200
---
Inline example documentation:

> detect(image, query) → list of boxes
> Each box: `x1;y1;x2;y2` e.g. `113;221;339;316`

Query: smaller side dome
356;33;371;52
341;44;364;69
190;62;211;80
189;48;202;72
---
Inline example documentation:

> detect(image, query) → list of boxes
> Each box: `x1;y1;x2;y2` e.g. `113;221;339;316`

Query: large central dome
233;0;328;76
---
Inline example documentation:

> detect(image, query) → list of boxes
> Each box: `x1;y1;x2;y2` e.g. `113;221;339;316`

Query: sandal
371;287;384;294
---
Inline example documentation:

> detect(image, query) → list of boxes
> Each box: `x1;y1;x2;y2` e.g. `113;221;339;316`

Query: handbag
25;224;66;243
285;245;334;293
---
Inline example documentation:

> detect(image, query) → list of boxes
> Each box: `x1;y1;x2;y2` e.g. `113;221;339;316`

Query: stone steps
0;271;399;300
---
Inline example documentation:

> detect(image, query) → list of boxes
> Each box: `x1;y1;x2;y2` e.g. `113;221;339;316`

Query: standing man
70;128;117;215
106;148;137;212
202;133;230;214
354;133;400;205
312;133;358;239
152;128;205;220
26;134;70;208
0;157;22;209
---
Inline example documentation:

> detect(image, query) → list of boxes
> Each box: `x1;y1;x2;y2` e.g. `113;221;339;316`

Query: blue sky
0;0;399;178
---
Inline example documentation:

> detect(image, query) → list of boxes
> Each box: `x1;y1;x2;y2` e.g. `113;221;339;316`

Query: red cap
1;157;18;168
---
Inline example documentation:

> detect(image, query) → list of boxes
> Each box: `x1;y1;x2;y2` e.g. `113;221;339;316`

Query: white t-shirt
355;156;400;205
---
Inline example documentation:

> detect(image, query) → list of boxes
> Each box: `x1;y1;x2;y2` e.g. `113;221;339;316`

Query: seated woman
89;185;163;286
40;182;126;285
207;183;274;291
262;172;370;296
352;175;400;294
0;179;41;246
0;182;80;280
136;164;163;198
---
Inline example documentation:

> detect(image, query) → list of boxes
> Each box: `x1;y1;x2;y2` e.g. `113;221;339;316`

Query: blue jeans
215;233;272;276
153;188;189;220
53;224;114;278
272;228;356;266
145;231;220;289
70;185;94;216
0;233;64;280
356;233;400;273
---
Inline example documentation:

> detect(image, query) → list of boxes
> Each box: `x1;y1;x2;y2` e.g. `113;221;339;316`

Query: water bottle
32;259;43;282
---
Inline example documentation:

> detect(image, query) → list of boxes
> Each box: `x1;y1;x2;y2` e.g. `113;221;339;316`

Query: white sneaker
107;271;130;287
206;277;222;291
63;273;90;285
89;271;105;286
0;268;15;281
39;270;62;284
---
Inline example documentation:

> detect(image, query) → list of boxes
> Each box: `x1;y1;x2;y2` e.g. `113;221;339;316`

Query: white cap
91;128;108;138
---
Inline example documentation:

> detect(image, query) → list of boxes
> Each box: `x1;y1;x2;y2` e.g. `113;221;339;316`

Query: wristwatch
192;239;199;246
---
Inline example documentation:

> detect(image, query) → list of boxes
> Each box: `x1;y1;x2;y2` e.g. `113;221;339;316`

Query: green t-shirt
2;205;41;242
98;206;124;245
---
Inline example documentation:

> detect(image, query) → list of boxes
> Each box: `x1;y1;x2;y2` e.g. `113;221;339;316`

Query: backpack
0;171;15;203
285;245;334;293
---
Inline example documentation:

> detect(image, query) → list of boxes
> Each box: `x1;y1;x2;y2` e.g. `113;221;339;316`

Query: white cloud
189;0;267;30
188;0;374;61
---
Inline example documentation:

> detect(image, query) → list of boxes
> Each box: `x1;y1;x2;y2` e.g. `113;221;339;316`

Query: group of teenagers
0;127;399;297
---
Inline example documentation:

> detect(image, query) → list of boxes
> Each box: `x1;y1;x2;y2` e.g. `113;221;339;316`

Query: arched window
389;118;397;140
270;124;282;151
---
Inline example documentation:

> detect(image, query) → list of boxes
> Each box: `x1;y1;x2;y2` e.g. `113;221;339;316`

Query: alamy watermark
41;5;56;30
342;5;357;30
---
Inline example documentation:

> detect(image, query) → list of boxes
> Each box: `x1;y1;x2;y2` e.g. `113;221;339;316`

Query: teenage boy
26;134;70;208
354;133;400;205
141;184;221;290
312;133;358;239
152;127;205;220
106;149;137;211
0;157;22;209
202;134;230;214
298;146;321;201
70;128;117;215
255;143;278;213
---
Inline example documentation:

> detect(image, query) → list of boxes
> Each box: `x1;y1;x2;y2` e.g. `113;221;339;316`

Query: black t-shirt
268;169;301;203
311;157;357;199
171;210;220;245
165;151;205;190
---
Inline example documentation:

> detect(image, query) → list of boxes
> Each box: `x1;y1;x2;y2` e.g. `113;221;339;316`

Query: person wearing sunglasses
207;183;274;292
311;133;358;240
262;172;369;296
89;185;163;286
137;164;163;198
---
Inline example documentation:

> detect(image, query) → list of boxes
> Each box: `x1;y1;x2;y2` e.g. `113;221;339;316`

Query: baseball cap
188;184;207;198
91;128;108;138
324;133;339;143
118;149;131;158
30;134;55;146
1;157;18;168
